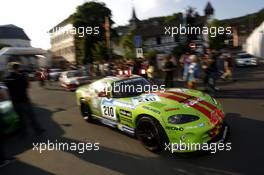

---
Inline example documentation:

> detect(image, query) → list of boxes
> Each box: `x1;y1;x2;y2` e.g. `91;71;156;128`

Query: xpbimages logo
32;140;100;154
164;24;232;38
165;141;232;153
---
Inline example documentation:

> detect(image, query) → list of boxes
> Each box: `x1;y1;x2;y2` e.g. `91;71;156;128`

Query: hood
124;88;223;125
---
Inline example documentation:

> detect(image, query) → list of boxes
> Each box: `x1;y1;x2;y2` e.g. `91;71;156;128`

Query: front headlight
0;101;13;113
168;114;200;124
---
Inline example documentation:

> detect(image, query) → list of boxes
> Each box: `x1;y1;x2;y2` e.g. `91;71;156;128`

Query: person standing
46;68;52;85
147;61;155;83
206;52;219;96
221;54;233;80
202;54;210;90
182;52;191;81
36;68;46;87
132;57;142;76
187;55;200;89
163;56;175;88
4;63;45;136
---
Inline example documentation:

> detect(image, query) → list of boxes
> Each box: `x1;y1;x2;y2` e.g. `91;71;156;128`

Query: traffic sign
134;35;142;48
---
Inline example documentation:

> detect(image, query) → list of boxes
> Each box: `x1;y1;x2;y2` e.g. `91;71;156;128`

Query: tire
136;116;169;152
80;100;93;122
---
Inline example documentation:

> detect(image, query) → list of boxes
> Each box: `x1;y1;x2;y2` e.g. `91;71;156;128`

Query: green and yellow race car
0;84;19;135
76;75;229;152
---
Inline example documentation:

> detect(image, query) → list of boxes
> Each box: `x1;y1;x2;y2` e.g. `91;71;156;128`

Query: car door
89;81;118;121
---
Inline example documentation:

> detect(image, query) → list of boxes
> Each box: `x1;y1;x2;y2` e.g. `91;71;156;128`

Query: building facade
114;2;214;55
245;21;264;58
49;20;76;64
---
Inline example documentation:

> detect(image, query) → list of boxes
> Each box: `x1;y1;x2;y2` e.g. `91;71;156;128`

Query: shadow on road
217;88;264;99
0;161;55;175
1;105;264;175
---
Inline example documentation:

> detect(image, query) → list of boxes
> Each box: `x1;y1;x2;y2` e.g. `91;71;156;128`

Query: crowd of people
90;48;234;97
163;49;234;96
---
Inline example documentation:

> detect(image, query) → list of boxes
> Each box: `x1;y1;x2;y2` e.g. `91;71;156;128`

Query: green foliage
208;19;228;50
165;13;182;24
171;43;188;58
145;49;157;60
119;32;135;59
72;1;113;64
145;49;157;66
91;41;110;62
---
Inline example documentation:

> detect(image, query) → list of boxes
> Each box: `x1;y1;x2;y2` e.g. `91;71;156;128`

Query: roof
134;15;183;38
0;24;30;40
0;47;47;56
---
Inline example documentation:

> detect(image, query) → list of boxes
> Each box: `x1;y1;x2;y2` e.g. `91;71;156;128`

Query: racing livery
0;84;19;135
76;76;229;152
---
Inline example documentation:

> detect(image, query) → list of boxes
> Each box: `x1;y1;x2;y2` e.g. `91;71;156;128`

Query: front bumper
209;122;229;144
167;122;229;153
61;83;78;91
236;61;257;66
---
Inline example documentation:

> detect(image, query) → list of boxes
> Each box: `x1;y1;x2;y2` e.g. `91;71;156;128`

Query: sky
0;0;264;49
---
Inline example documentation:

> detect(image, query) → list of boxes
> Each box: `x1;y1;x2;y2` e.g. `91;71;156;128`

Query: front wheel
80;100;93;122
136;116;168;152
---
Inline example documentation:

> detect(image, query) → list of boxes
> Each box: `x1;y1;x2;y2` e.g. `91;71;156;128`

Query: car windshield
238;54;252;59
67;71;84;78
112;77;151;98
50;69;61;72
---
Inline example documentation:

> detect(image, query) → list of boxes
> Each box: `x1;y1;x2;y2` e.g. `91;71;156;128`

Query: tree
145;49;156;61
208;20;228;50
185;6;200;42
91;41;109;62
72;1;113;64
119;32;135;58
171;43;188;58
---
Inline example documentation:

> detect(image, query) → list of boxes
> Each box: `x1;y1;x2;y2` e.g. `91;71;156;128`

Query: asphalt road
1;65;264;175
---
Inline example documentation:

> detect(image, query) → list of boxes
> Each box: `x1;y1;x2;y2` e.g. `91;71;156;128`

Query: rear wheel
136;116;168;152
80;100;93;122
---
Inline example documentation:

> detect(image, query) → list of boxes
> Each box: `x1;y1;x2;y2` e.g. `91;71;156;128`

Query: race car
76;75;229;152
0;84;19;135
59;70;92;91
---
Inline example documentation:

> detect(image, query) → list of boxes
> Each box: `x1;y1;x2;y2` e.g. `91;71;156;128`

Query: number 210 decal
102;105;116;119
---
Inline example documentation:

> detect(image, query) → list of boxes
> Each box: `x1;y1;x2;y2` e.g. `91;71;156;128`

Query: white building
49;23;76;64
245;21;264;59
0;24;31;47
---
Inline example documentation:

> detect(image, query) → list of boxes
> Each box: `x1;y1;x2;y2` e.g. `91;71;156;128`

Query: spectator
187;55;200;89
202;54;210;89
36;68;46;87
163;56;175;88
132;57;142;75
205;52;219;96
182;52;191;81
4;63;45;136
147;61;155;83
221;54;233;80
